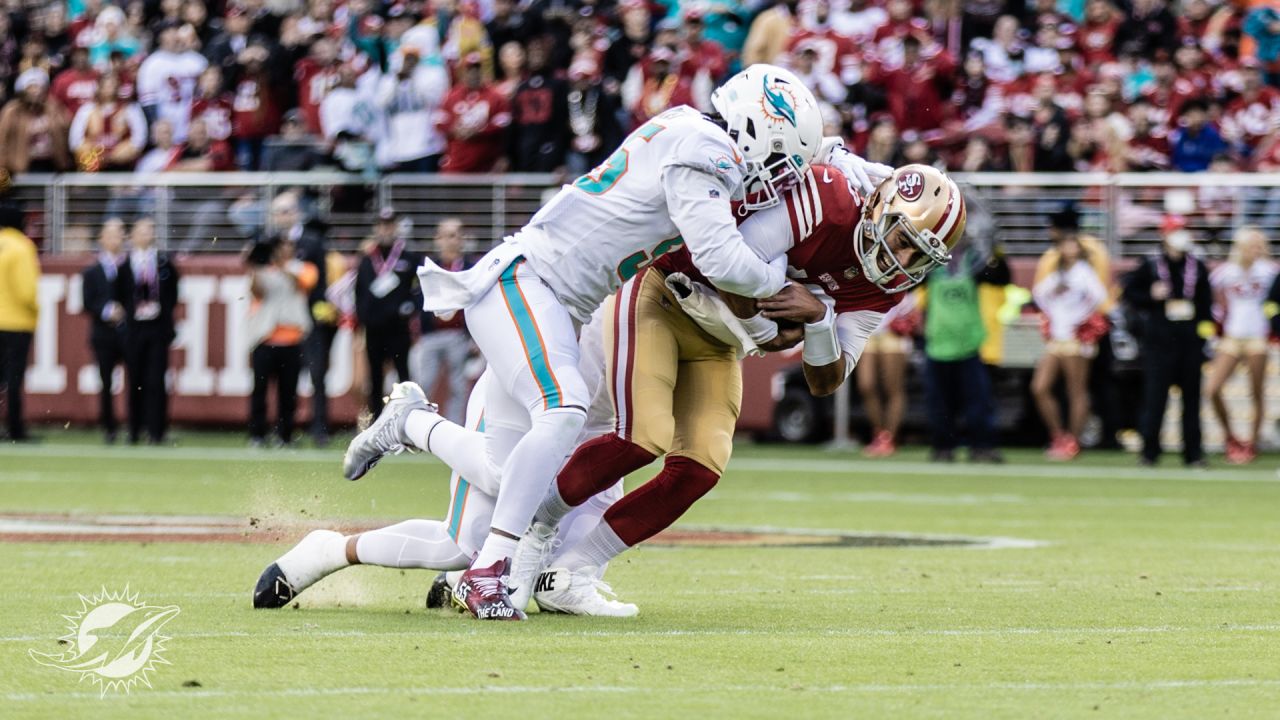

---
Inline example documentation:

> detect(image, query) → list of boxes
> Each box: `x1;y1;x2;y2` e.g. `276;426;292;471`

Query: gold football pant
605;268;741;474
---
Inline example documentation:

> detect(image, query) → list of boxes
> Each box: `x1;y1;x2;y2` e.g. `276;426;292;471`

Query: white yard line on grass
6;678;1280;702
3;624;1279;644
3;443;1278;484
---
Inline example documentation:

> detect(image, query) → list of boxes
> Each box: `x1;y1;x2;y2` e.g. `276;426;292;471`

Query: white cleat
533;567;639;617
508;522;559;612
342;382;436;481
252;530;346;608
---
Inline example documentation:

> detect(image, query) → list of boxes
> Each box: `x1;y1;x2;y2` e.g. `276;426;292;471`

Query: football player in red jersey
514;161;967;614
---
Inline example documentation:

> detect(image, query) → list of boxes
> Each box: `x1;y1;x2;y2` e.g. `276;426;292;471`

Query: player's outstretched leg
252;530;348;608
342;382;436;481
533;566;638;617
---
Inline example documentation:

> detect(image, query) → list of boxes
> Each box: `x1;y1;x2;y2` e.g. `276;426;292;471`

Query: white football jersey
515;105;787;322
1211;259;1279;338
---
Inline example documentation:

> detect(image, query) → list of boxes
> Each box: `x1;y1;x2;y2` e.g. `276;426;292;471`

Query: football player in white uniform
342;64;825;620
255;311;639;616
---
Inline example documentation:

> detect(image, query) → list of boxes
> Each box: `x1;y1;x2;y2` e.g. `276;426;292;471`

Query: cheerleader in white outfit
1031;234;1108;460
1207;227;1277;464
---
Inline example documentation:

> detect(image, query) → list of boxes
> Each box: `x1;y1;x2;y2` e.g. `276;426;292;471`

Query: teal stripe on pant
447;416;485;541
498;259;563;409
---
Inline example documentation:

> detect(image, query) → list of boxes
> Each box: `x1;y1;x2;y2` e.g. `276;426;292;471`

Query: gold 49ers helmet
857;164;966;293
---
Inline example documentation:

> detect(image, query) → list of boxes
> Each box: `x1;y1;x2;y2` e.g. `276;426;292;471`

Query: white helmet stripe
930;179;964;244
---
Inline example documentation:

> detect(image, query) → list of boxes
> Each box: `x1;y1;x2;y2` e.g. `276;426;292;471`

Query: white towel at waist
663;272;763;360
417;239;525;314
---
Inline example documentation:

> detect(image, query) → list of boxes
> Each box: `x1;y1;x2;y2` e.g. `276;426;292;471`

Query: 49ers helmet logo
896;170;925;201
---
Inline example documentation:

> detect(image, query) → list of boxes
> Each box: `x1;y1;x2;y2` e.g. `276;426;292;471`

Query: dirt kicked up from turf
0;512;1043;548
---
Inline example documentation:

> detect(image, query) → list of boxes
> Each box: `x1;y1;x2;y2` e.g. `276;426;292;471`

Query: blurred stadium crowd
4;0;1280;176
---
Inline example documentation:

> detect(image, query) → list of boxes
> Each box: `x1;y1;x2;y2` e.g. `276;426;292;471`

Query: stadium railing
13;171;1280;257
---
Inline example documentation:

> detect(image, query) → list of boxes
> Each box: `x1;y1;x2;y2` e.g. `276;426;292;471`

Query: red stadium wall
25;255;1064;431
27;255;364;427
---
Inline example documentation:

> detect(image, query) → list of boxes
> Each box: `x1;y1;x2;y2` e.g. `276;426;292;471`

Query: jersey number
573;122;665;195
616;236;684;282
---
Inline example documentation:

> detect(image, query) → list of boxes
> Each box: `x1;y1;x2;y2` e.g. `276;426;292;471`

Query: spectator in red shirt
1078;0;1121;66
69;73;148;171
167;116;233;170
292;37;340;136
871;0;925;64
788;0;861;86
869;33;955;137
682;10;729;85
788;41;846;104
51;45;100;116
1221;62;1280;164
628;46;695;128
189;65;234;142
229;44;281;170
1117;98;1172;171
438;53;512;173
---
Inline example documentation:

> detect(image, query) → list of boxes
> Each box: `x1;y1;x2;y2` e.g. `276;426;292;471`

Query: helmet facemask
741;149;807;210
857;192;955;293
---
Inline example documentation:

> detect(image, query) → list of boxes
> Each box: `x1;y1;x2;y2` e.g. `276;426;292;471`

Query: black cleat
253;563;298;609
425;572;453;609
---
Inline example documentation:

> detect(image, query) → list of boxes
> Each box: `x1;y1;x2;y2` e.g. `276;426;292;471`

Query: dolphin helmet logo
761;76;798;127
29;587;180;696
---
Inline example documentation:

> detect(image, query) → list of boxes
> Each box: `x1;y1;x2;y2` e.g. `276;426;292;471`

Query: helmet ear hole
745;118;756;139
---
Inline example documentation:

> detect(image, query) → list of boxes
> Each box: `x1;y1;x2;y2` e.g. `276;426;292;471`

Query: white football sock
277;530;349;589
405;409;500;495
553;491;608;561
353;520;471;570
473;533;519;568
555;521;630;570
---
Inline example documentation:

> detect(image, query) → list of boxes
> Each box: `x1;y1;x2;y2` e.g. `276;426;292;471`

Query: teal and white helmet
710;64;823;210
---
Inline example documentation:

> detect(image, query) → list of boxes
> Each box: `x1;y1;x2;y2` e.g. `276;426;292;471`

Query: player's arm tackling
759;285;884;396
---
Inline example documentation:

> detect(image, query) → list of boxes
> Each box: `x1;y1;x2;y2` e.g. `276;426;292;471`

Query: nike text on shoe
508;522;559;612
533;567;639;617
342;382;436;481
451;558;526;620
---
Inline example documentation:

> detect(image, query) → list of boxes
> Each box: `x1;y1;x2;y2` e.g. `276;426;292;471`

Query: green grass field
1;432;1278;719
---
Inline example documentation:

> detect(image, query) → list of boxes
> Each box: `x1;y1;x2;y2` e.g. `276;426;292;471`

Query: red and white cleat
451;558;526;620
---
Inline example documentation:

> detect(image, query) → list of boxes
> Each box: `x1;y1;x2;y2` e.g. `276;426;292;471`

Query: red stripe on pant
613;271;644;439
602;456;720;547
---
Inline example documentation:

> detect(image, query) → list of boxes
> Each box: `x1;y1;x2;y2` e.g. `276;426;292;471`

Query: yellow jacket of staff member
0;226;39;332
1033;233;1116;312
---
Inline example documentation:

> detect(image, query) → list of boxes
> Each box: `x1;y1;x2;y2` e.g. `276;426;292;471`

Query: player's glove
818;137;894;195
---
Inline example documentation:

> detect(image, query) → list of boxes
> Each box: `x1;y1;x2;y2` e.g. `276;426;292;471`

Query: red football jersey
1221;87;1280;149
655;165;899;316
190;94;234;141
787;28;861;83
51;68;99;115
294;58;341;136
